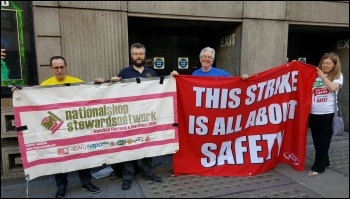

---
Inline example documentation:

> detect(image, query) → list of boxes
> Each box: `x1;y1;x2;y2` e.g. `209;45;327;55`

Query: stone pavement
1;129;349;198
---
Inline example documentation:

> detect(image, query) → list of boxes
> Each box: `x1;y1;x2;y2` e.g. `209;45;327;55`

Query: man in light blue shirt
171;47;248;79
192;47;232;76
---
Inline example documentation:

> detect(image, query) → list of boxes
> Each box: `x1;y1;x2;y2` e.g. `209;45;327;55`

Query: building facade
1;1;349;178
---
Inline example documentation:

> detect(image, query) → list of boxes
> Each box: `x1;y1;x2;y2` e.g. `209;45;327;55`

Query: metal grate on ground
136;170;322;198
306;139;349;176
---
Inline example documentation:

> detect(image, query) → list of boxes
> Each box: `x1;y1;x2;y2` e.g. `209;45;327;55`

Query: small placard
178;57;189;69
153;57;165;69
298;57;306;63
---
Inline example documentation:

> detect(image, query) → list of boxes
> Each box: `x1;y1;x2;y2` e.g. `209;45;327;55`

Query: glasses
52;66;66;70
201;55;214;60
132;53;145;56
325;52;337;57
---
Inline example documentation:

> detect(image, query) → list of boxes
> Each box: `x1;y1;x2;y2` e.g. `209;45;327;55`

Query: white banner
13;76;178;180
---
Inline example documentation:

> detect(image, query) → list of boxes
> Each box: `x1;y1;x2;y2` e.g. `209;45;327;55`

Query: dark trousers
123;157;154;180
308;113;333;172
55;169;92;189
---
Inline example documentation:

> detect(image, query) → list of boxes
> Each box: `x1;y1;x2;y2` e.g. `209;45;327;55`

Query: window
1;1;37;97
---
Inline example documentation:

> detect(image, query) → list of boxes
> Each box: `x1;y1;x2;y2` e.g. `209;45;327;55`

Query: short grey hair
130;43;146;55
199;47;215;60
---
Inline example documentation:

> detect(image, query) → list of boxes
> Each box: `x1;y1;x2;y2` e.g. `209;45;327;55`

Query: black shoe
82;183;100;194
55;188;66;198
122;179;133;190
143;173;162;182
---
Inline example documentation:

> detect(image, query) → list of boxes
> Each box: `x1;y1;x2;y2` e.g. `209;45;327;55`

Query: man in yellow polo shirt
41;56;83;86
42;56;100;198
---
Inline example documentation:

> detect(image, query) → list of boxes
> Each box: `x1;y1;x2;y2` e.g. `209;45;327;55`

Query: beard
132;58;145;67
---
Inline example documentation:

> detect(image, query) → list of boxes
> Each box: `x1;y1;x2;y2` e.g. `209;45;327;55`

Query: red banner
173;61;317;176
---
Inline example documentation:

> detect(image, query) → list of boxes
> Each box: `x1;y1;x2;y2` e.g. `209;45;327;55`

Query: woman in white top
308;52;343;177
